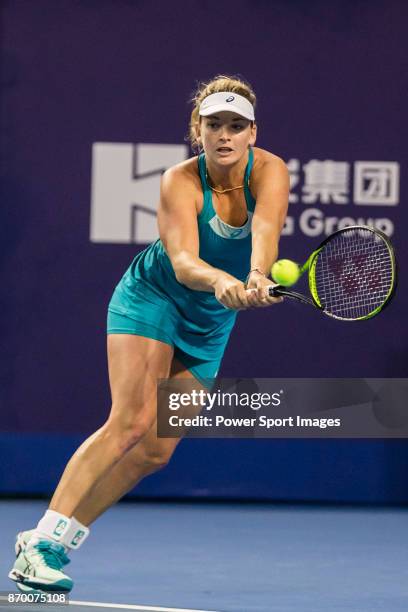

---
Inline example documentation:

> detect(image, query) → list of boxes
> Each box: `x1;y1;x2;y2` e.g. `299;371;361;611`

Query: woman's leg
9;335;175;592
72;356;203;526
9;339;203;592
49;334;174;517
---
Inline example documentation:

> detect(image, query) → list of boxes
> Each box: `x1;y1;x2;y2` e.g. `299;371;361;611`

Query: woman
9;75;289;593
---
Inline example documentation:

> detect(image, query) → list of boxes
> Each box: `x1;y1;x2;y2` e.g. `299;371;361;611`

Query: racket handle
246;285;282;298
246;285;314;307
267;285;281;297
268;285;316;307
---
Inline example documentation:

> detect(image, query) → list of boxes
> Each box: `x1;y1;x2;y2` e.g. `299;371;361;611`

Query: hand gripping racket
267;226;397;321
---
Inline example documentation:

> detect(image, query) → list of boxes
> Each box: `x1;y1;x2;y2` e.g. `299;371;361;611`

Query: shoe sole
9;569;72;592
14;581;46;594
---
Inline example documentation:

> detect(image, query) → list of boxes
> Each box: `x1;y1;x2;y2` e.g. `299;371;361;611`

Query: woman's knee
104;410;155;455
127;440;178;476
141;446;175;472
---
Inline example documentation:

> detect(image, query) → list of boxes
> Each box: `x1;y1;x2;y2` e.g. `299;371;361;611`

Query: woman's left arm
250;155;289;273
246;155;289;305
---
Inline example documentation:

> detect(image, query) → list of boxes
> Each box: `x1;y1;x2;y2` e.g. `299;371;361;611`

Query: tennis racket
261;226;396;321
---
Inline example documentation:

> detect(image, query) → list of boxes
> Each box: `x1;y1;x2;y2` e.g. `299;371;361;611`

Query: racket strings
313;228;394;320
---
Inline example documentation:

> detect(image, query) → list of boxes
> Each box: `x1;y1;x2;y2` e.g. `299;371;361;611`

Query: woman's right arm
158;166;251;310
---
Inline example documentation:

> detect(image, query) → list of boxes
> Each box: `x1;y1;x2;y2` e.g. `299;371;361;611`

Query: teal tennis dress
107;148;256;385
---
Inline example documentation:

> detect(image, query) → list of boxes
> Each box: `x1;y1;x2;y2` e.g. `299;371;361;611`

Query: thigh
107;334;174;429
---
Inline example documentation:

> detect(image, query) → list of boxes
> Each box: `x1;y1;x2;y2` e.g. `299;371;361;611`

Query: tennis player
9;75;289;592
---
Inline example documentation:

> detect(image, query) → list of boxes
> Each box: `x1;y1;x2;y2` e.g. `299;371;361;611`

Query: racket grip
268;284;282;297
246;285;282;298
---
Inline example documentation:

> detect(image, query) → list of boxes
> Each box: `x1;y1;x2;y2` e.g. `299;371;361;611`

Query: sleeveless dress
107;148;256;385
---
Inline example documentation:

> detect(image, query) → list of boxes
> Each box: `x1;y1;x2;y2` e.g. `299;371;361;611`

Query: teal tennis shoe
9;531;73;593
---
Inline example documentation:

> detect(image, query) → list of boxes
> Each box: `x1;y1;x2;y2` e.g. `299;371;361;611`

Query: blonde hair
188;74;257;152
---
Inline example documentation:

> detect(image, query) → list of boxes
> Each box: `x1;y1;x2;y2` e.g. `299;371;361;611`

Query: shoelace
32;540;70;570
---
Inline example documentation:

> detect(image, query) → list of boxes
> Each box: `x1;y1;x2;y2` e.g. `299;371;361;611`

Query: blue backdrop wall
1;0;407;502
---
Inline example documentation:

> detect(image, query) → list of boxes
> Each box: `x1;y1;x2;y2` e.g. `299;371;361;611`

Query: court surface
1;500;407;612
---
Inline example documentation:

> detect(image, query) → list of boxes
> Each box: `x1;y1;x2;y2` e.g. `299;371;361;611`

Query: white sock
61;516;90;550
28;510;72;548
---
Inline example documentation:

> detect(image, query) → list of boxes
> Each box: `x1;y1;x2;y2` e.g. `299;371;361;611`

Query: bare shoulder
250;147;288;195
161;156;202;195
252;147;288;176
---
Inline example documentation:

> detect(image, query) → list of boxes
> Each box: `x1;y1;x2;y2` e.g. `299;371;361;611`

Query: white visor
199;92;255;121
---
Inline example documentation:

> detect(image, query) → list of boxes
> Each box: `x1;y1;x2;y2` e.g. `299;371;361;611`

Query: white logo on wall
90;144;400;242
90;143;188;243
354;162;399;205
286;159;399;236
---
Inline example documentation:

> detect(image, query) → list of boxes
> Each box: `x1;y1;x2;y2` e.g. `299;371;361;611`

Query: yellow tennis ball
271;259;300;286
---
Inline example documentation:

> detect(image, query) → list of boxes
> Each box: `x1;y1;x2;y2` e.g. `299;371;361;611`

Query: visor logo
226;96;235;102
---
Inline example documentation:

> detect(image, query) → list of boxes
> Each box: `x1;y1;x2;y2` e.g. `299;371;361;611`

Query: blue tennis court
1;500;407;612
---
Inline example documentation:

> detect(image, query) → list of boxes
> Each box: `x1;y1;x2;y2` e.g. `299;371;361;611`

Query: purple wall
1;0;407;501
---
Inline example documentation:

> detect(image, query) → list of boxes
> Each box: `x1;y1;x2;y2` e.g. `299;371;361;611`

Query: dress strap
244;148;256;212
197;153;208;189
197;153;216;222
244;147;254;183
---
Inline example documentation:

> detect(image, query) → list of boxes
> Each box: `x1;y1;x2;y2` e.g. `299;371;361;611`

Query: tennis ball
271;259;300;286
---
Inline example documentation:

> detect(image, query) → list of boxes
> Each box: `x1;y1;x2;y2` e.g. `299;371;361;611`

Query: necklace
206;170;244;194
